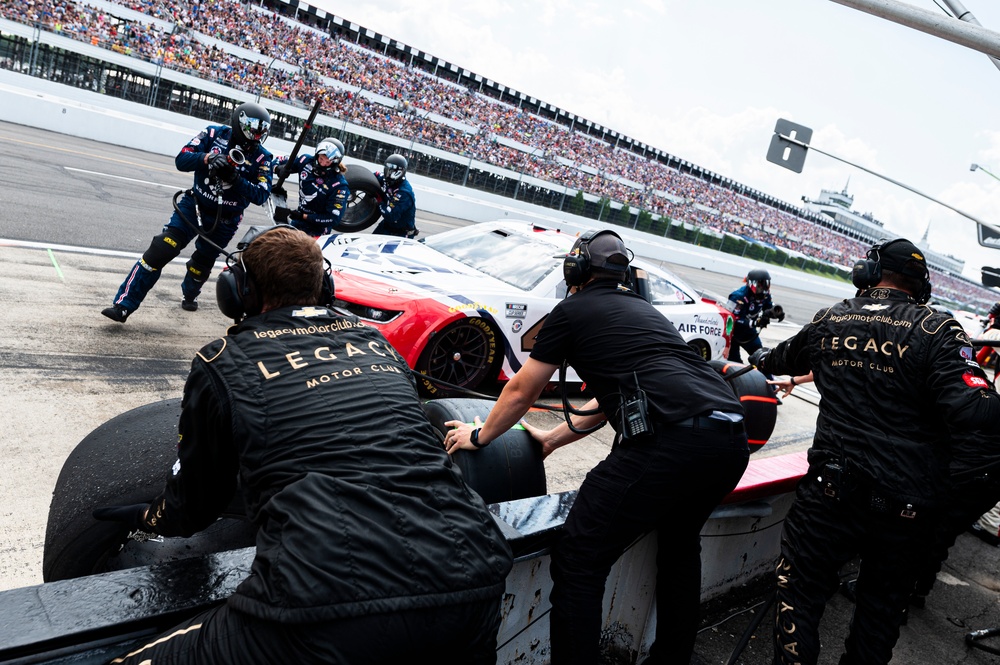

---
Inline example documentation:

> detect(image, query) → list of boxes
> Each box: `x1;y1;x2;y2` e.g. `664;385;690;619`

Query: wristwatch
470;428;489;448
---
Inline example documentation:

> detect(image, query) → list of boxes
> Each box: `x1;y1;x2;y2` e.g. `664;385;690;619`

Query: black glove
289;210;306;222
216;163;237;183
405;227;419;239
93;503;149;530
273;206;290;224
757;312;772;329
274;163;290;180
206;152;229;175
747;348;769;370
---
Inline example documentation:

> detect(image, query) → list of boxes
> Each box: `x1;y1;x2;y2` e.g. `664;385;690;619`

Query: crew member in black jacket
95;225;513;664
749;238;1000;665
445;229;750;665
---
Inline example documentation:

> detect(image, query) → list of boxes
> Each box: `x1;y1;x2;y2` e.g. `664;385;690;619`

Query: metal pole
828;0;1000;59
779;131;1000;236
939;0;1000;72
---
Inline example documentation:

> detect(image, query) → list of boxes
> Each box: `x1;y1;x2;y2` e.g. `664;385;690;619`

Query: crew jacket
144;306;513;623
757;287;1000;506
176;124;272;216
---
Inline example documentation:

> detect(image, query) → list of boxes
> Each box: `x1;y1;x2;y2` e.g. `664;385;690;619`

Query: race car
319;220;734;395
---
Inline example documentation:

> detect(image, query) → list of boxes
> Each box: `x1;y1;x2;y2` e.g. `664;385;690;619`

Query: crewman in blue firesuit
272;137;350;237
101;102;273;323
726;268;783;363
372;153;418;238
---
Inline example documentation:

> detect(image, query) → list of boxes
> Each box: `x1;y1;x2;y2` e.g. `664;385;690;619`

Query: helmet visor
316;140;343;163
238;110;270;143
384;163;404;182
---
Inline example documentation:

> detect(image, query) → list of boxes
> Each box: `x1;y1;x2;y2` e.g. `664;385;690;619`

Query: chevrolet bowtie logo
861;304;889;311
292;306;328;318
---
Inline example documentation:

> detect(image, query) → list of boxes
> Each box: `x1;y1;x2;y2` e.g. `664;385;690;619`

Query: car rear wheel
688;339;711;360
416;318;501;397
337;164;383;232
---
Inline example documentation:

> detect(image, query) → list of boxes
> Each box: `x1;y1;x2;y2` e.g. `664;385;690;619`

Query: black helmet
231;102;271;148
315;137;345;168
990;301;1000;318
746;269;771;298
384;154;407;186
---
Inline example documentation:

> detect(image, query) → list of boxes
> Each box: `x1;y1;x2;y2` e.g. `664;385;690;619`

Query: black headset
562;229;631;287
216;225;336;322
851;238;931;304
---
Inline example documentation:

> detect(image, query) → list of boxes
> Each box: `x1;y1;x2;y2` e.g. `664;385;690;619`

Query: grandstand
2;0;997;311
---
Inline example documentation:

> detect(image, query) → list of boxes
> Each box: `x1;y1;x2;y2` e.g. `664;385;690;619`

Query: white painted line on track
64;167;180;189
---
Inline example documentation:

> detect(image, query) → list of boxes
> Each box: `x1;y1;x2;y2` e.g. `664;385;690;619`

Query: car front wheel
415;318;501;397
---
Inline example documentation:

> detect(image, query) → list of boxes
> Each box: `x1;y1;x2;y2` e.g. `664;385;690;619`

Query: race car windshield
424;228;561;291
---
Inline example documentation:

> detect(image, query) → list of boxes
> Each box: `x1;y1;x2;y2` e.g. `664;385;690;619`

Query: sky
305;0;1000;281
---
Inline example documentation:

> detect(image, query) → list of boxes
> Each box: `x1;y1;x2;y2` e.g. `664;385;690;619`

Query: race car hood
320;233;524;304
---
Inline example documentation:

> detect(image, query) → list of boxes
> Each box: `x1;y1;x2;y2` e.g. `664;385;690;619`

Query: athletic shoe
101;305;130;323
181;298;199;312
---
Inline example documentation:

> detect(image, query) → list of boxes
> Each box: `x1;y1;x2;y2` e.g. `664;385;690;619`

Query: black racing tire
337;164;383;232
688;339;711;361
415;318;502;398
708;359;778;454
42;398;255;582
422;398;546;504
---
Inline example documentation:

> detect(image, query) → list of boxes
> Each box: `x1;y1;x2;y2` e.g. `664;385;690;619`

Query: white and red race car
320;220;734;395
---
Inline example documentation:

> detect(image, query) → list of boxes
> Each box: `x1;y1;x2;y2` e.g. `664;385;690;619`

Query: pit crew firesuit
372;172;416;237
754;287;1000;664
273;153;350;236
727;282;774;362
109;307;513;663
110;125;272;314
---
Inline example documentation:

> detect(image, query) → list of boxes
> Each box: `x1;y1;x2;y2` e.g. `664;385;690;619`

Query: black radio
620;372;653;441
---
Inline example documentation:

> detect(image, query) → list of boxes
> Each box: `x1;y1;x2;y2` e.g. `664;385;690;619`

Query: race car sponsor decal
675;314;724;338
964;372;989;389
862;304;889;311
448;302;499;314
960;346;975;361
506;303;527;319
512;320;523;333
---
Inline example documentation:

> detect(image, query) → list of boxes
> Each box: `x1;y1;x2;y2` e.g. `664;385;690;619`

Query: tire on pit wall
708;359;778;453
421;398;547;504
42;398;257;582
43;395;543;581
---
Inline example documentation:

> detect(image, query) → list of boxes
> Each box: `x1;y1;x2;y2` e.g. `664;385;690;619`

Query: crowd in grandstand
3;0;996;309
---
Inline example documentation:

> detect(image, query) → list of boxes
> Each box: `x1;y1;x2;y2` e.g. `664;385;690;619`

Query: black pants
913;476;1000;597
772;478;938;665
548;420;749;665
108;597;503;665
727;322;762;363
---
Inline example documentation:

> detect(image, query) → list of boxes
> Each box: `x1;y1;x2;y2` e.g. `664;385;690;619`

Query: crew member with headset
102;102;273;322
444;229;750;665
372;153;418;238
271;137;351;237
748;238;1000;664
727;268;783;363
94;225;513;663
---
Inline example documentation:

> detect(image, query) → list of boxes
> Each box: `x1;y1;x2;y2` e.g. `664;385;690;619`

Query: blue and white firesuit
112;126;272;312
726;283;774;363
372;174;416;237
273;154;350;236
